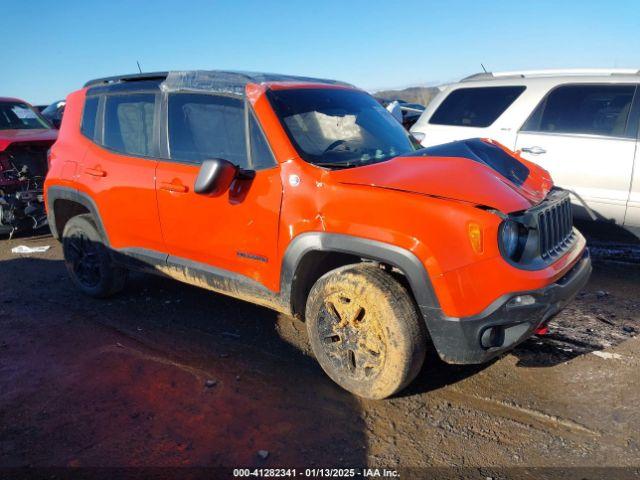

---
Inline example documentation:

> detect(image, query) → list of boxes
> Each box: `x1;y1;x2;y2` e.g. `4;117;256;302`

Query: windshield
42;100;65;117
0;102;51;130
267;88;418;167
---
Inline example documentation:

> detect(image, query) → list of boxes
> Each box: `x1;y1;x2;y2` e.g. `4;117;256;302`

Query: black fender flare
46;186;109;244
279;232;442;316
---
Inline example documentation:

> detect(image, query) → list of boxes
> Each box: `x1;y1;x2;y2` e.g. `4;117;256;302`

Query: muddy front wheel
305;264;426;399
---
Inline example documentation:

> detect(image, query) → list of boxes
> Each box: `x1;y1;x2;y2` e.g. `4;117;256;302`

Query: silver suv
410;69;640;231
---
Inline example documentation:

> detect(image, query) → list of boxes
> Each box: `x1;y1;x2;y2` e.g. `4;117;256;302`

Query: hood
0;129;58;152
330;138;553;213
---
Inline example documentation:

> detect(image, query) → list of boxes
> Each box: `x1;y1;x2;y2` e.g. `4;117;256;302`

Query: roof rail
461;68;640;82
84;72;169;88
83;70;350;90
461;72;524;82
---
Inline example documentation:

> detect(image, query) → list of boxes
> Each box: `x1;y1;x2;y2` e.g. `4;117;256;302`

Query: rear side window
248;112;276;170
103;94;156;156
168;93;248;168
521;84;636;138
81;96;99;140
430;86;526;127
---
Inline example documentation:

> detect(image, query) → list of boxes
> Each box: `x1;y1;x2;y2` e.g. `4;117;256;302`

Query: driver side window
168;93;249;168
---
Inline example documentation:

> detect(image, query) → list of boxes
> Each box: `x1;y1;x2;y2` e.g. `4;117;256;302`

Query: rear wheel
305;263;426;399
62;214;126;298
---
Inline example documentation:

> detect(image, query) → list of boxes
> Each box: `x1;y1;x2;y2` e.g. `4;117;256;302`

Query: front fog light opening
507;294;536;308
480;326;505;349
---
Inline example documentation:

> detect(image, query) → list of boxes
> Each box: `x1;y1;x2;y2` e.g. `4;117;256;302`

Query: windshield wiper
315;161;358;168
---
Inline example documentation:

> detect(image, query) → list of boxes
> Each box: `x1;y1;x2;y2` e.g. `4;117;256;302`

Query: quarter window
248;111;276;169
429;86;526;127
522;84;636;137
81;96;100;141
168;93;248;168
103;94;156;156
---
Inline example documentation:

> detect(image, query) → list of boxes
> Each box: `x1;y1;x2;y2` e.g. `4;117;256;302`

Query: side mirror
194;158;238;196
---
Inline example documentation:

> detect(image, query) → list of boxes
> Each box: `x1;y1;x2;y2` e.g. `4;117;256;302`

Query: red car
0;97;57;236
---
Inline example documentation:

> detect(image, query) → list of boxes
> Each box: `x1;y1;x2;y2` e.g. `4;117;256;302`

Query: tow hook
534;325;549;335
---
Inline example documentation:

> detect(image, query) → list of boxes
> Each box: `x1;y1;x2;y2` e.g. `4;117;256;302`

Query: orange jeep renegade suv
45;71;591;399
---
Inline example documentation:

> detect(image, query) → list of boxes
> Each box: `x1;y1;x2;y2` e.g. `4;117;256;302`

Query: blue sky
1;0;639;104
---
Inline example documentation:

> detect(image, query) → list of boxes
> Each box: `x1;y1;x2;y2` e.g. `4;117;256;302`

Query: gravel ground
0;232;639;476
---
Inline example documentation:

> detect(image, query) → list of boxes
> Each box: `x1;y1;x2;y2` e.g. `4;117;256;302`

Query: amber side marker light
468;222;483;254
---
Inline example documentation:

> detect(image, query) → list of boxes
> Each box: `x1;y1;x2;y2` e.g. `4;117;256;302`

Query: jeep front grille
538;195;574;260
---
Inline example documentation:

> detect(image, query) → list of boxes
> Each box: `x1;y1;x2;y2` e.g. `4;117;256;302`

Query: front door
155;92;282;290
515;84;637;224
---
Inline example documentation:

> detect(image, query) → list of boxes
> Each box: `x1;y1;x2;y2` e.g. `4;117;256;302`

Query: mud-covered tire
62;214;126;298
305;263;426;399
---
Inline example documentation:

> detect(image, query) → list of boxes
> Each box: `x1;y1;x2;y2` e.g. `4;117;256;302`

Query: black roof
84;71;169;88
83;70;350;90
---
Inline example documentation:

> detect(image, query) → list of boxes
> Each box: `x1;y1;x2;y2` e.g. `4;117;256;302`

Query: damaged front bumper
425;248;592;364
0;146;49;237
0;188;47;236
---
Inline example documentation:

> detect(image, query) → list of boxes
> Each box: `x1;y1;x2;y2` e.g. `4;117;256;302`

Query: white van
410;69;640;230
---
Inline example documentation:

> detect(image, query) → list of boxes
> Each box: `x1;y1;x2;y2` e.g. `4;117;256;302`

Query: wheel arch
47;186;108;244
281;232;441;320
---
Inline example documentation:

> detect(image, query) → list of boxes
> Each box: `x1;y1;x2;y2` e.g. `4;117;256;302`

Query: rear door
78;90;164;252
155;92;283;289
515;84;637;224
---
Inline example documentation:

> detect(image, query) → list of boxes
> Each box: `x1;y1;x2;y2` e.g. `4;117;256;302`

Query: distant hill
373;86;440;106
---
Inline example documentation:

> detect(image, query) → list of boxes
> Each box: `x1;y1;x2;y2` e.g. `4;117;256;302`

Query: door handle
85;167;107;177
521;146;546;155
159;182;189;193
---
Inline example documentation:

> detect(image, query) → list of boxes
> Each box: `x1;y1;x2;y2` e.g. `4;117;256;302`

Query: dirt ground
0;231;639;476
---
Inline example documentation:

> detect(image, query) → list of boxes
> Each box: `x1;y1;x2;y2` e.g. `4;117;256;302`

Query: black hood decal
404;138;530;186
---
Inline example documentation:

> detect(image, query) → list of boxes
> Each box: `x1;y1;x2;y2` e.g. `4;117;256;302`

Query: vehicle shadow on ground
574;215;640;245
510;332;600;368
574;218;640;264
399;351;493;398
124;271;508;406
0;253;369;467
511;261;640;368
511;318;639;368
